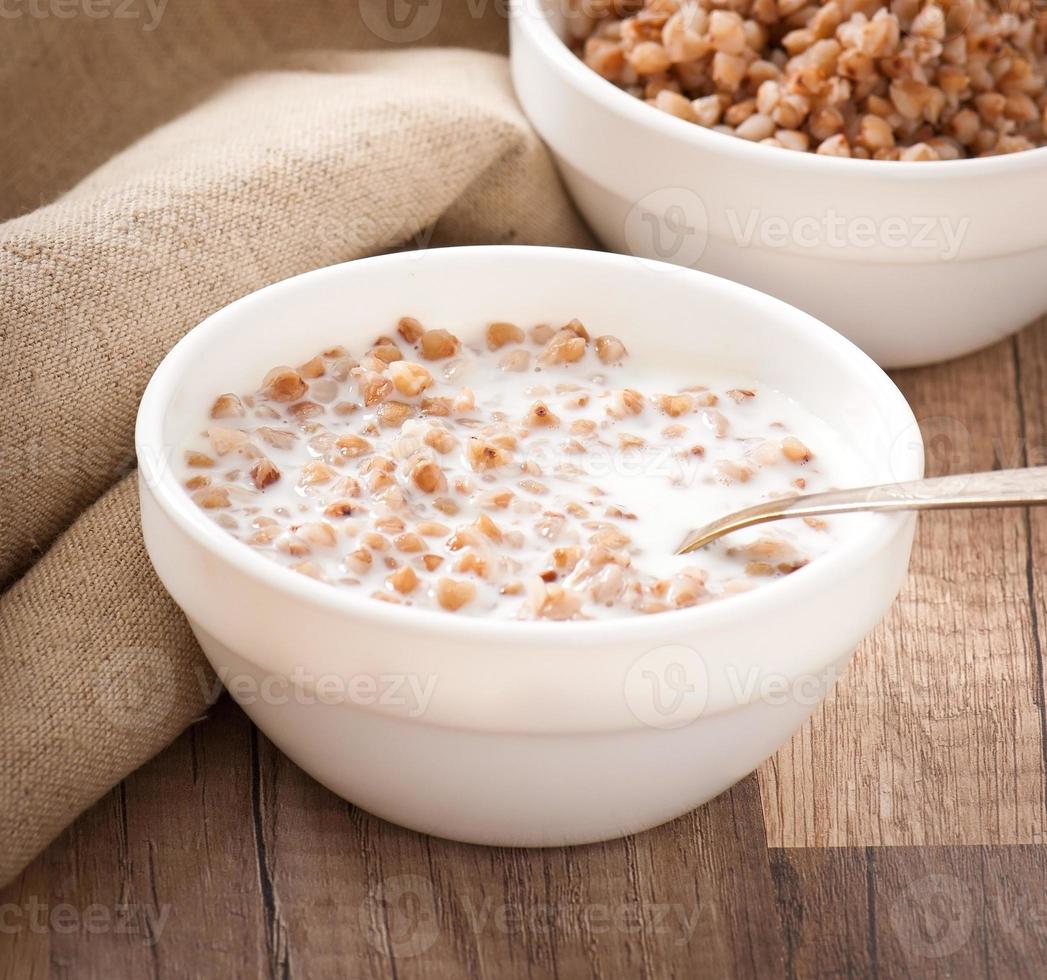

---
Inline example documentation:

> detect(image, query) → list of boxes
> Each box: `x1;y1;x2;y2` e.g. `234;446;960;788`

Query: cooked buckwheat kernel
249;458;280;490
412;459;446;494
388;565;419;594
499;349;532;372
298;355;327;379
467;438;512;471
782;435;813;462
208;427;250;456
210;393;245;419
527;401;560;427
540;330;587;365
437;577;476;611
299;461;335;485
193;487;230;509
336;433;372;458
595;335;628;363
370;342;403;364
658;393;695;417
389;361;434;397
261;367;308;402
324;499;359;518
181;316;866;618
398;316;425;343
487;321;526;349
419;329;460;360
377;401;413;427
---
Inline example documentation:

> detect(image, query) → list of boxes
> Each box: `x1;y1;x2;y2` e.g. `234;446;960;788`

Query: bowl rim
510;0;1047;180
136;245;922;643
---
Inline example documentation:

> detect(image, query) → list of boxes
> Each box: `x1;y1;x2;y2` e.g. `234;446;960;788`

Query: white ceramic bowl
137;245;921;846
510;0;1047;368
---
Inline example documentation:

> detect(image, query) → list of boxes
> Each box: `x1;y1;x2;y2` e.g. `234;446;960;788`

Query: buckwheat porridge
570;0;1047;159
177;318;867;619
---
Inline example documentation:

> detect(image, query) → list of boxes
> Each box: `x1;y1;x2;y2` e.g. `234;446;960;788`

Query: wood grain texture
769;848;874;979
3;323;1047;978
1;698;788;980
1014;321;1047;837
771;845;1047;979
760;321;1047;847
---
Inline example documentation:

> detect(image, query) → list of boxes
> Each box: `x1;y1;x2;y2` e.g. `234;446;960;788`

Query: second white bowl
510;0;1047;368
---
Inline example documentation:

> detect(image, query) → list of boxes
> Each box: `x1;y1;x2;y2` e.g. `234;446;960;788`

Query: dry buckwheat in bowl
510;1;1047;367
137;246;921;846
572;0;1047;160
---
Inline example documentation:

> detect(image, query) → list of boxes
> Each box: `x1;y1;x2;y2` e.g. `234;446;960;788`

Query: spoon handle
676;466;1047;554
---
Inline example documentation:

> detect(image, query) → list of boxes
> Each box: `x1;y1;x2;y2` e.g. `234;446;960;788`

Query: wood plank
34;788;156;980
0;696;270;980
769;847;873;979
259;741;786;980
773;845;1047;980
1014;317;1047;838
761;326;1047;846
872;846;1047;978
107;696;270;978
0;853;50;980
7;699;785;979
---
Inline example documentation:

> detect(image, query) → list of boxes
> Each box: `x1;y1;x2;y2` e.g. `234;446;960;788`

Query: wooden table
3;321;1047;979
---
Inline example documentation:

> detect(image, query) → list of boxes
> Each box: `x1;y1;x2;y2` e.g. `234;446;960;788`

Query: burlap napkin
0;1;592;887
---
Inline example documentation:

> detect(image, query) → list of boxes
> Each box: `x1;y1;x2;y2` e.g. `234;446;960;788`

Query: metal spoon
675;466;1047;555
